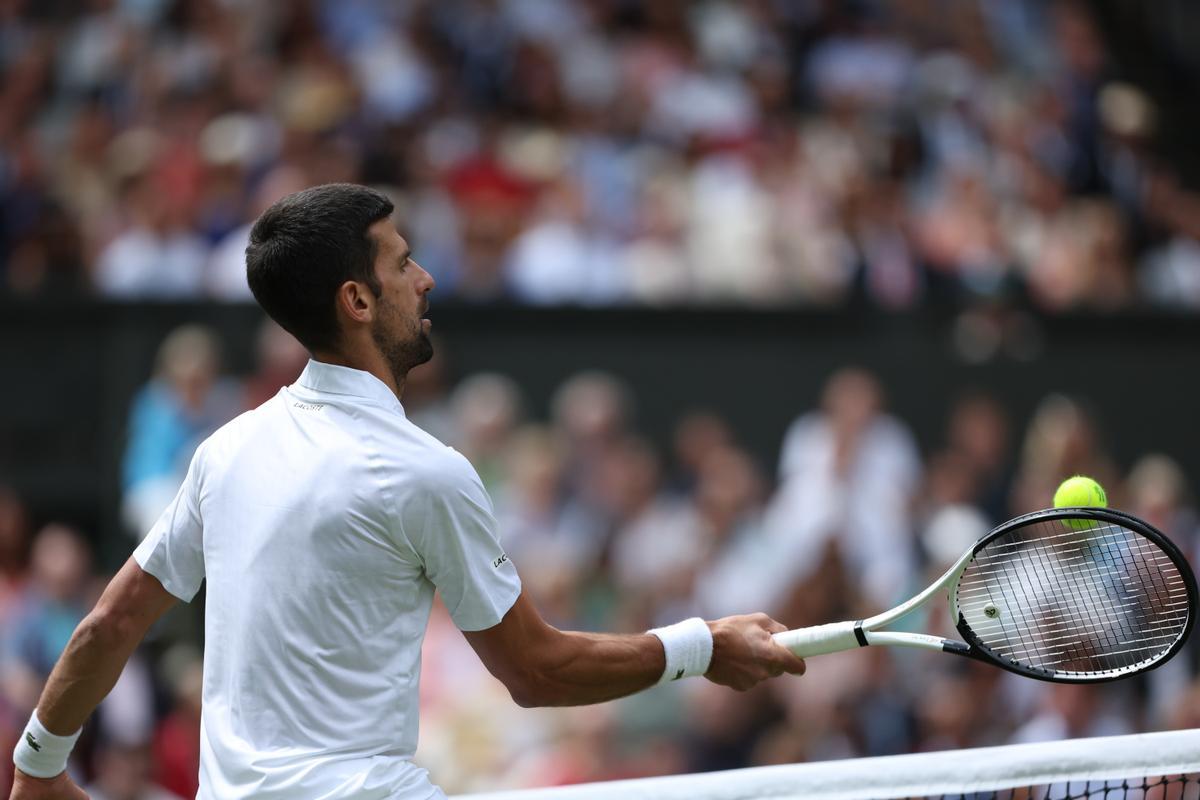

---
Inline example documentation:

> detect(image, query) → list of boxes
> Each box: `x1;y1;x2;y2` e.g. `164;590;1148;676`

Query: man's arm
463;592;805;707
11;557;178;797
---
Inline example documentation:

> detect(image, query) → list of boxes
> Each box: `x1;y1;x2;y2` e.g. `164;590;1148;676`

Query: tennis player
10;184;806;800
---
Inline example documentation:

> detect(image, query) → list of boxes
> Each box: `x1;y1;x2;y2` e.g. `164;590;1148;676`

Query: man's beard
371;315;434;388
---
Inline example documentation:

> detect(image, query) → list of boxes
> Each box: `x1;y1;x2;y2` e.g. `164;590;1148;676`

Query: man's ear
335;280;376;328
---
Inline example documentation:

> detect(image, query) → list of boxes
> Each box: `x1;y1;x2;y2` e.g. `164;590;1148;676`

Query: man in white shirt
11;184;805;800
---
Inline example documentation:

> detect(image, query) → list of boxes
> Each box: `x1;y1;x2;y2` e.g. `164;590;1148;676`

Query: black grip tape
853;620;869;647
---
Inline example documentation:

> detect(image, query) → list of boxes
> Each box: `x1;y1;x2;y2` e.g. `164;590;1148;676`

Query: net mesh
949;775;1198;800
954;517;1191;678
454;730;1200;800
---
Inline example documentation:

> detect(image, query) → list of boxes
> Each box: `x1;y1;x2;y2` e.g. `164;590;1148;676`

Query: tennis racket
772;507;1197;682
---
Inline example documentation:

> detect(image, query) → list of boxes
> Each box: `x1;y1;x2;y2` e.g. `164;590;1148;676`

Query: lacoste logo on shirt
25;732;40;751
293;402;326;411
673;668;685;681
492;553;509;569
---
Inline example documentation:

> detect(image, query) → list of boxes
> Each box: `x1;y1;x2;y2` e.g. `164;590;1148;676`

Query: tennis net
454;729;1199;800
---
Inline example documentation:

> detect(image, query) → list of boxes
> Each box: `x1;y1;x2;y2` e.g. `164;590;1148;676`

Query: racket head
950;507;1197;683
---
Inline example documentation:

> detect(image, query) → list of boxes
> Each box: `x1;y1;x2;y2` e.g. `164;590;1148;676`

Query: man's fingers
768;642;806;676
781;651;806;675
759;616;789;635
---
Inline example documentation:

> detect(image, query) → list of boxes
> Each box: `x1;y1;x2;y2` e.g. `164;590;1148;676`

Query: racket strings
955;519;1191;677
977;525;1182;671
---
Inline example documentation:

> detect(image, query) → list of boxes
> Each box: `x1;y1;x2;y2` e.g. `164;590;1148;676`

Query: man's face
366;219;435;383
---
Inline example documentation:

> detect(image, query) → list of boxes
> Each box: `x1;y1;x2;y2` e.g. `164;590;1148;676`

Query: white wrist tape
648;617;713;684
13;711;81;779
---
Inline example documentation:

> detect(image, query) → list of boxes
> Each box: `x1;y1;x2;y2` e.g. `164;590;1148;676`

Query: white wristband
647;617;713;684
13;711;81;779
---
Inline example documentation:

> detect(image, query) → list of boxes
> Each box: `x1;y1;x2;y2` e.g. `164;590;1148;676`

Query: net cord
453;729;1200;800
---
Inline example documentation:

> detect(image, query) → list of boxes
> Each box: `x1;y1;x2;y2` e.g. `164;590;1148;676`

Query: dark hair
246;183;394;351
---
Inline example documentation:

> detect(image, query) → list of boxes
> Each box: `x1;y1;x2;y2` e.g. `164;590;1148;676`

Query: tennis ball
1053;475;1107;509
1053;475;1107;530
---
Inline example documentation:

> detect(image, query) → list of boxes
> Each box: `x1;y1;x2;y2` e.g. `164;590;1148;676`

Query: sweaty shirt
134;360;522;799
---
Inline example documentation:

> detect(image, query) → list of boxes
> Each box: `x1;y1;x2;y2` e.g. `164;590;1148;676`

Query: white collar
294;359;405;416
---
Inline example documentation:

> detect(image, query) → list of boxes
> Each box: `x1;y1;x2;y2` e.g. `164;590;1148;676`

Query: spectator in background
1122;454;1200;727
605;436;698;625
507;169;623;306
93;170;210;299
933;392;1014;522
762;368;922;618
447;373;524;493
446;148;535;302
1009;394;1119;516
668;411;734;494
121;324;241;537
549;371;635;569
1139;166;1200;308
492;425;597;628
1124;454;1200;555
687;443;771;620
1;525;93;716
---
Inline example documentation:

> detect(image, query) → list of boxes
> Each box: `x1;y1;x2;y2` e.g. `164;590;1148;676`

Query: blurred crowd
4;0;1200;308
1;321;1198;796
5;0;1200;796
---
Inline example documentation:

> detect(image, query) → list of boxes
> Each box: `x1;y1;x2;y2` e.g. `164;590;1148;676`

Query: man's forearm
28;558;177;736
34;612;143;734
512;630;664;707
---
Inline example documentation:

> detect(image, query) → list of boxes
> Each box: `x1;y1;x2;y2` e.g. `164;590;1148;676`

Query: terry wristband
647;617;713;684
13;711;81;779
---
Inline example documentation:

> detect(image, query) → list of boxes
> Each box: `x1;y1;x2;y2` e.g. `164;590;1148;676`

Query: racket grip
772;621;861;658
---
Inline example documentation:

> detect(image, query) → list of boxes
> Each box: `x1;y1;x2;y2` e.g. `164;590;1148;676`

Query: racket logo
984;603;999;619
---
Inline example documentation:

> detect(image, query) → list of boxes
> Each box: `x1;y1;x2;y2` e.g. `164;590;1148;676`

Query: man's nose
415;261;435;292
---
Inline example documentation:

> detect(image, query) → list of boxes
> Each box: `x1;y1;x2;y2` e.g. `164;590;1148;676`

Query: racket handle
772;621;862;658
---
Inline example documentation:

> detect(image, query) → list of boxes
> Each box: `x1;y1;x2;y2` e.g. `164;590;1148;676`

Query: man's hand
10;769;88;800
705;612;806;691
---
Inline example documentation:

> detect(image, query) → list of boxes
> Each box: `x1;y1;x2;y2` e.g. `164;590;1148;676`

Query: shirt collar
294;359;405;416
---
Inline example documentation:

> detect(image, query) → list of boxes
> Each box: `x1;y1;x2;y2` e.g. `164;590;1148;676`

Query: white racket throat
773;547;974;657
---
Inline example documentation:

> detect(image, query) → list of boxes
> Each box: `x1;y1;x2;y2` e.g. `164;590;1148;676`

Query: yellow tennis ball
1053;475;1107;530
1053;475;1107;508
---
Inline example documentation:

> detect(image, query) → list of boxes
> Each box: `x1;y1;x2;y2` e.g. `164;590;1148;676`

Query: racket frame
773;507;1198;683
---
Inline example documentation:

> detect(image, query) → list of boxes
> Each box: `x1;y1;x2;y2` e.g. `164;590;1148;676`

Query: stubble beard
371;301;434;389
372;324;433;388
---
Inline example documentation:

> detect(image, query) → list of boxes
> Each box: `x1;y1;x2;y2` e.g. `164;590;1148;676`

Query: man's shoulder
387;424;480;496
191;395;281;464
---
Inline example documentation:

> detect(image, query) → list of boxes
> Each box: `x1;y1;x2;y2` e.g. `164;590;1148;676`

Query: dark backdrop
2;300;1197;568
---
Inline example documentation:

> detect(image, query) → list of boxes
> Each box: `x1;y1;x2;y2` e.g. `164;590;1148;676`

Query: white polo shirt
134;360;522;799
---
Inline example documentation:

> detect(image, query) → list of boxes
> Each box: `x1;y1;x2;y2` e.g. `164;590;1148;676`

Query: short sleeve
133;444;207;602
398;453;521;631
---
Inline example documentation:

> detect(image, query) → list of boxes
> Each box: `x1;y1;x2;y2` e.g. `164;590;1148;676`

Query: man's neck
310;347;405;400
